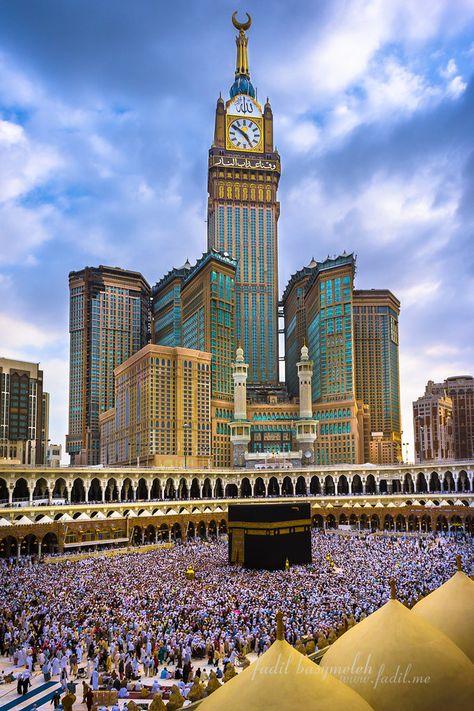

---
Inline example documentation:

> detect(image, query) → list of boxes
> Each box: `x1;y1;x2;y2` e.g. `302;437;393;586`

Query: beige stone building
100;344;212;468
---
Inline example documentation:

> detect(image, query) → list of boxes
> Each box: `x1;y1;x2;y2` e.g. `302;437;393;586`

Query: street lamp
183;422;191;469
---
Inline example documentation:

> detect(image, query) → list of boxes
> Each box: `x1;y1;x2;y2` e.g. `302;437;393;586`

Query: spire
276;611;285;640
232;11;251;78
230;12;256;99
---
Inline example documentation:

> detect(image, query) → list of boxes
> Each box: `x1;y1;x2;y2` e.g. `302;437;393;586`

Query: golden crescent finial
232;11;252;32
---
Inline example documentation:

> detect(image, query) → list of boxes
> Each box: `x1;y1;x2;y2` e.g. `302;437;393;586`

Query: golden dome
321;585;474;711
412;557;474;662
197;614;373;711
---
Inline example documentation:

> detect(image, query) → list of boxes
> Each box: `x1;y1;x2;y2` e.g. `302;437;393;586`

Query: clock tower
207;12;281;385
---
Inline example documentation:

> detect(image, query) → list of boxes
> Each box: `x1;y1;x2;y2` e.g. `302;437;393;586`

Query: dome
321;586;474;711
197;636;373;711
412;558;474;662
230;75;256;99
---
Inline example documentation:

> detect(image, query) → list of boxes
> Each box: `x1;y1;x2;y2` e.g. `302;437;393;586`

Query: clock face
228;118;261;150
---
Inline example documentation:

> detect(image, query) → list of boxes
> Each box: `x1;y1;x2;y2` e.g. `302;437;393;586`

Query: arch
403;473;415;494
450;515;463;533
12;477;29;502
379;479;388;494
359;514;369;530
443;471;455;492
420;514;432;532
282;476;294;496
165;478;176;500
136;478;149;500
365;474;376;495
338;475;349;495
190;478;201;499
178;478;189;500
436;514;449;532
21;533;39;556
384;514;394;531
240;477;252;497
268;476;279;496
121;477;134;501
225;483;238;497
370;514;380;531
218;519;227;535
312;514;324;529
254;477;265;496
295;476;307;496
197;521;207;539
105;477;119;502
326;513;337;529
324;475;335;495
407;514;418;531
0;535;18;558
416;472;428;493
215;478;224;498
395;514;406;532
339;513;348;526
392;479;402;494
202;478;213;498
186;521;195;540
144;524;156;542
429;471;441;493
352;474;363;494
42;532;59;555
32;477;50;501
0;478;8;503
208;519;217;538
88;477;103;502
150;478;162;500
70;478;86;503
349;513;358;527
171;522;182;540
457;470;470;492
158;523;169;541
310;476;321;495
132;525;143;545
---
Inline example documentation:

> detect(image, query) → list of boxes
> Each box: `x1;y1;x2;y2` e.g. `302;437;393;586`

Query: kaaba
228;503;312;570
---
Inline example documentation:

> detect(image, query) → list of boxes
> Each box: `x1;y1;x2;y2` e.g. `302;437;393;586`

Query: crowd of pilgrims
0;531;472;695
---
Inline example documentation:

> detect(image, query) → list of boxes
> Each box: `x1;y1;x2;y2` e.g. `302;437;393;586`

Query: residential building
100;344;212;468
413;380;457;462
151;259;192;346
46;443;62;468
66;265;150;465
0;358;49;465
353;289;401;463
181;250;236;400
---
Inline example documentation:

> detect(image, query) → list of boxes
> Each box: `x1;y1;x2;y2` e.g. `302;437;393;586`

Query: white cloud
0;312;63;351
397;280;441;307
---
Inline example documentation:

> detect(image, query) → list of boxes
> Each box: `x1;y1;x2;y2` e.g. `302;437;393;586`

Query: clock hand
235;126;252;146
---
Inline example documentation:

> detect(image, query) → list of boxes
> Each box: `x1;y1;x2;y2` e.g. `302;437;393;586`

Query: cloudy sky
0;0;473;461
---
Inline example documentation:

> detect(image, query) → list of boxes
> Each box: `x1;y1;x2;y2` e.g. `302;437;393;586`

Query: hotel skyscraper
66;265;150;465
353;289;401;461
207;14;280;385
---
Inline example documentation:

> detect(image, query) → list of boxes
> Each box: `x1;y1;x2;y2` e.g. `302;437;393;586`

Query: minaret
295;343;318;464
229;345;251;466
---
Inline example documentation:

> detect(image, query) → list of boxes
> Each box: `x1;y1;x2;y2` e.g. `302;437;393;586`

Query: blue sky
0;0;473;460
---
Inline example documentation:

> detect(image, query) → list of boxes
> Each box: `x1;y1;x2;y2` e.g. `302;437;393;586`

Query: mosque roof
197;633;373;711
321;585;474;711
412;559;474;662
